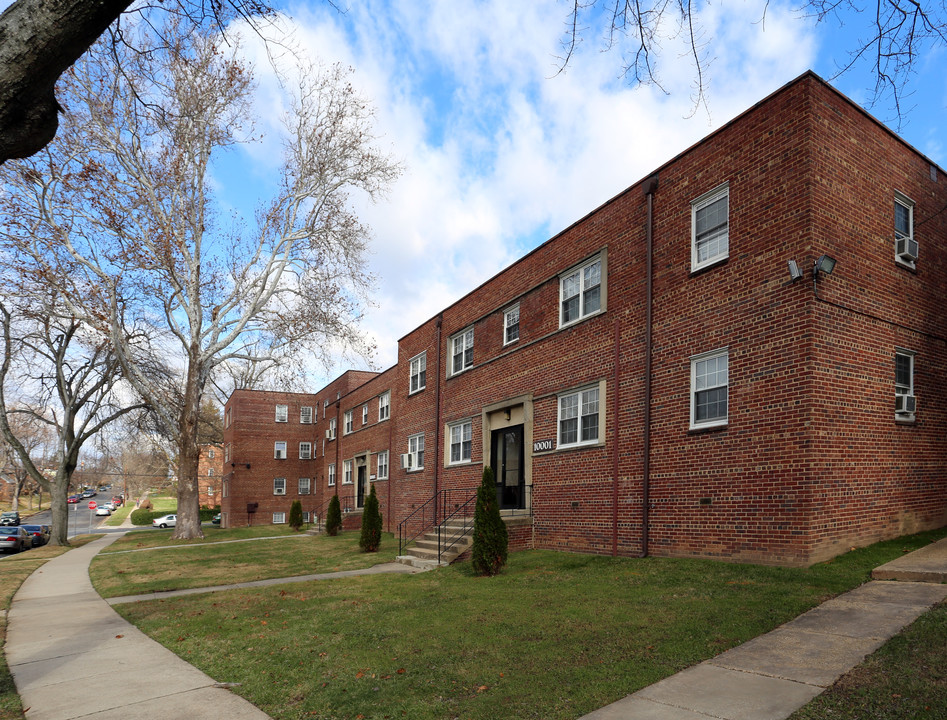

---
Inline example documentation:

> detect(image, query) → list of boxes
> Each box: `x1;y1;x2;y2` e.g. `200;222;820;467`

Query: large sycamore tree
0;22;400;539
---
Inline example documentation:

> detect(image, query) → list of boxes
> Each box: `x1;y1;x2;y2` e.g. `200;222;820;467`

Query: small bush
325;495;342;536
359;485;383;552
139;499;153;511
471;466;508;576
130;509;169;525
289;500;303;531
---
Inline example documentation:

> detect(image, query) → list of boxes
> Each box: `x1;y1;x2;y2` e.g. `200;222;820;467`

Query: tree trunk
48;469;71;546
172;355;204;539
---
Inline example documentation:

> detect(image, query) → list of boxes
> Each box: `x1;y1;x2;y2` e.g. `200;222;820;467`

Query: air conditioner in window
896;236;919;262
274;488;285;495
325;430;331;439
274;450;284;459
400;453;412;470
895;394;917;414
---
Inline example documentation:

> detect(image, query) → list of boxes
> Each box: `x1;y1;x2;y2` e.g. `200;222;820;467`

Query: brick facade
223;72;947;566
196;444;223;507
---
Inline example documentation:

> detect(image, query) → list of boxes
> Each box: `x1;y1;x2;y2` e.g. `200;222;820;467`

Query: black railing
313;491;357;528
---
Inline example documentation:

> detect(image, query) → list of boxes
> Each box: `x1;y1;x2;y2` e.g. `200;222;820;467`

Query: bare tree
0;23;400;539
0;297;144;545
559;0;947;119
0;408;54;511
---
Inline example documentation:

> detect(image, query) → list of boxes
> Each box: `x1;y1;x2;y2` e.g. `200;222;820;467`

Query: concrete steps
397;521;473;569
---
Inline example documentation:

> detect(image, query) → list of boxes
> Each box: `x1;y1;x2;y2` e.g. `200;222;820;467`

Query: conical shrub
471;466;508;576
325;494;342;536
359;484;383;552
289;499;303;531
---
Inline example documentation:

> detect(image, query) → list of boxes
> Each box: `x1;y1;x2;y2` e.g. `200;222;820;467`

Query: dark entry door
356;464;367;508
491;424;525;510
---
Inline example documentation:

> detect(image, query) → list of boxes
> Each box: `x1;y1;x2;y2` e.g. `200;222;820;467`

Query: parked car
103;502;116;511
0;526;30;553
20;524;50;547
152;514;176;528
110;497;123;507
67;495;80;504
81;490;96;498
212;513;221;525
0;511;20;526
94;506;111;516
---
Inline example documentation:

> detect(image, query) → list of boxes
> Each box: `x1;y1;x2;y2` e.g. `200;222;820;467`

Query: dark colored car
20;524;50;547
0;526;30;553
0;511;20;526
212;513;221;525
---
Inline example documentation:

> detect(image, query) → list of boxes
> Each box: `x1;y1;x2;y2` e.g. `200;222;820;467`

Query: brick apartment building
197;444;224;507
222;71;947;566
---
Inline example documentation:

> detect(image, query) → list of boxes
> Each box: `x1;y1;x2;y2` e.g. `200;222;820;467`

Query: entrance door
356;464;367;508
491;424;525;510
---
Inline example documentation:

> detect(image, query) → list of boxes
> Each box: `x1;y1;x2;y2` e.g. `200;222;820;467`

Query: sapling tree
359;483;382;552
471;466;508;576
289;499;303;531
325;494;342;537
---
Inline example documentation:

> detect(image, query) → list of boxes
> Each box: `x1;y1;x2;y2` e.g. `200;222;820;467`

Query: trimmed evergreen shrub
471;466;508;576
325;494;342;536
359;484;383;552
289;499;303;531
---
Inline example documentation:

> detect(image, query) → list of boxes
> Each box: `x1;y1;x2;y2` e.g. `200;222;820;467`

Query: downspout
642;174;659;558
433;314;443;522
611;318;620;555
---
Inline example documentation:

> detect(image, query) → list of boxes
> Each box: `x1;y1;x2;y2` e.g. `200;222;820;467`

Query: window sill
894;257;918;273
690;256;728;277
688;421;728;435
556;440;603;452
895;415;916;425
559;309;603;332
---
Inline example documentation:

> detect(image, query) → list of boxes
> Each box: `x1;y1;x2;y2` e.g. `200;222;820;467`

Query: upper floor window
449;421;472;464
560;256;602;327
407;433;424;470
410;353;426;394
895;192;917;268
450;328;474;376
300;406;313;424
274;441;287;459
328;417;337;440
895;349;916;419
224;443;231;463
224;406;232;428
379;391;390;421
558;386;600;448
691;348;728;429
692;184;729;272
504;304;520;345
299;442;312;460
275;404;288;423
298;477;311;495
207;448;215;459
273;477;286;495
207;468;214;476
362;405;368;425
377;450;389;480
328;463;336;486
344;410;353;434
343;459;353;484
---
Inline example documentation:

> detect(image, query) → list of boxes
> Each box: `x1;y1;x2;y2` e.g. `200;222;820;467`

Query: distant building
197;444;223;507
223;72;947;565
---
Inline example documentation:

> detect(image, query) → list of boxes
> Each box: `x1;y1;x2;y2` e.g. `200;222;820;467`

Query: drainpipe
612;318;620;555
642;174;659;558
433;313;443;523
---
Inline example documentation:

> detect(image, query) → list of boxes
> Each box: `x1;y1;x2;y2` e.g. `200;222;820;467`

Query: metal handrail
398;486;476;555
313;491;356;528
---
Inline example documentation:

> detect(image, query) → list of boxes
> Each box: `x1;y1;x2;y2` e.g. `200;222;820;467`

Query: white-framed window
274;441;287;459
300;406;313;424
377;450;389;480
328;417;337;439
207;468;214;476
273;477;286;495
558;386;600;448
275;404;288;423
691;183;729;272
362;405;368;425
343;459;353;484
302;511;310;523
224;443;231;463
407;433;424;470
379;391;390;421
273;512;286;524
344;410;353;434
691;348;729;429
298;477;311;495
450;328;474;376
328;463;336;486
449;421;472;464
504;304;520;345
207;486;214;495
224;406;232;428
560;256;602;327
895;192;917;268
323;399;329;419
410;352;427;393
895;349;916;418
299;442;312;460
207;448;215;459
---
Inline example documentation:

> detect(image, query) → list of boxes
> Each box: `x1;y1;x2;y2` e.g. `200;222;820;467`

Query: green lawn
109;527;947;720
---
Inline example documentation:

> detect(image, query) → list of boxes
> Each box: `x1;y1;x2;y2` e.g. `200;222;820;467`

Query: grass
109;526;947;720
89;528;391;598
0;536;99;720
788;601;947;720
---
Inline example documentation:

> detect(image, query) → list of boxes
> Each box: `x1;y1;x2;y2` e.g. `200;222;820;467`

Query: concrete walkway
5;532;947;720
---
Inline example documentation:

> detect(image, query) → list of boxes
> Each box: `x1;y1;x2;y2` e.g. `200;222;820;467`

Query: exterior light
814;254;836;278
787;259;803;282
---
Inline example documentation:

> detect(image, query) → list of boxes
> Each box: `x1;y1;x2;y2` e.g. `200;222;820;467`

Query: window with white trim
302;511;310;523
275;404;288;423
378;391;390;421
377;450;389;480
273;477;286;495
895;192;917;268
299;442;312;460
504;304;520;345
224;443;231;463
343;459;353;484
895;349;916;418
560;256;602;327
207;486;214;494
407;433;424;470
691;184;729;271
300;406;313;424
449;421;472;464
273;512;286;524
207;448;215;459
450;328;474;376
558;387;600;447
410;353;426;393
691;349;728;429
328;463;336;486
274;441;287;459
344;410;353;434
362;405;368;425
328;417;336;439
208;468;214;476
298;477;311;495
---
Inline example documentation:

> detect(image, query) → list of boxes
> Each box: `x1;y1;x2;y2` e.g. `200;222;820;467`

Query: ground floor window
558;386;599;447
449;421;472;463
690;348;728;429
273;512;286;524
377;450;389;479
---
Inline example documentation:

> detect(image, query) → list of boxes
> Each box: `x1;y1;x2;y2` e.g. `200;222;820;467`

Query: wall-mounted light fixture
787;259;803;282
813;254;836;279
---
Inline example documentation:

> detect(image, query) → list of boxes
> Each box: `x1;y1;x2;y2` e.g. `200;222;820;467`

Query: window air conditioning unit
895;394;917;414
274;488;285;495
325;430;331;439
896;236;919;262
400;453;412;470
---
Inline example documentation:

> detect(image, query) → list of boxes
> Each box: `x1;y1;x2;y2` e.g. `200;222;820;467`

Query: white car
104;502;117;511
152;514;176;528
94;506;111;516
